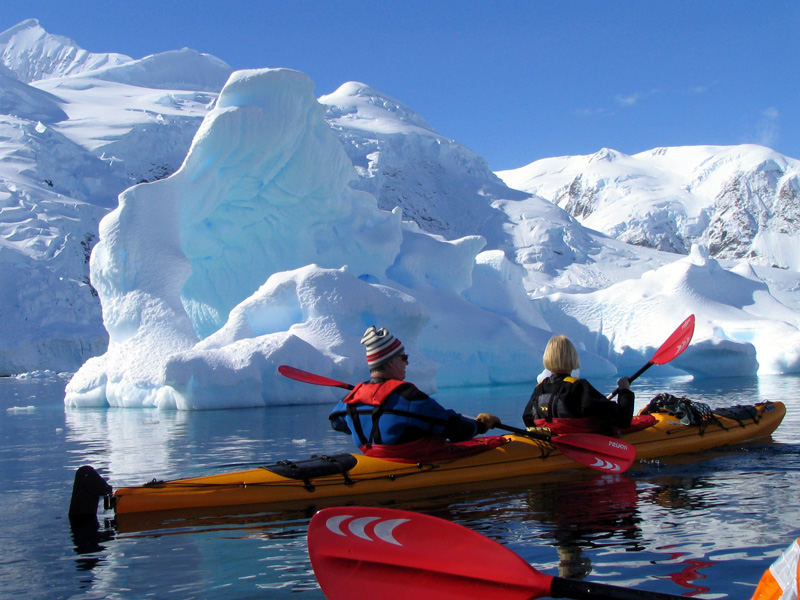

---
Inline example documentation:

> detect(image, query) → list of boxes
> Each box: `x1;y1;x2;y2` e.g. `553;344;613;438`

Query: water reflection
524;472;642;578
70;517;116;572
641;476;713;511
655;544;716;596
64;407;190;484
640;477;719;596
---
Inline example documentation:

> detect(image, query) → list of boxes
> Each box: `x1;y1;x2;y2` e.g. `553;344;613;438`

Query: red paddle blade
308;506;552;600
278;365;354;390
651;314;695;365
552;433;636;473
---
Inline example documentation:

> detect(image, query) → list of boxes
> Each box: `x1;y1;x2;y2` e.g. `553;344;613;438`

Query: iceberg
65;69;555;409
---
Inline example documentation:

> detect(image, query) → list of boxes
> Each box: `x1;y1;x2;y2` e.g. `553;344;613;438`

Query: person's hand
617;377;631;390
476;413;501;429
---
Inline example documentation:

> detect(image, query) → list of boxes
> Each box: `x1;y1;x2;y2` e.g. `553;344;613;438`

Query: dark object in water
69;465;113;520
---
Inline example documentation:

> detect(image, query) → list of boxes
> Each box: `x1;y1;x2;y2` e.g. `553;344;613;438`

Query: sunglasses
399;354;409;363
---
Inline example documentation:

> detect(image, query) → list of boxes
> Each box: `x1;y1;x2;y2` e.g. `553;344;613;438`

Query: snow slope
319;82;520;246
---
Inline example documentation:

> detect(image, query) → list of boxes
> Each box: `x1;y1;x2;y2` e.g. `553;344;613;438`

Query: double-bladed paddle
608;314;695;400
277;365;636;473
308;506;687;600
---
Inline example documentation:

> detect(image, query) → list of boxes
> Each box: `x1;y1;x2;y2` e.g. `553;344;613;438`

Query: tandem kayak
83;399;784;520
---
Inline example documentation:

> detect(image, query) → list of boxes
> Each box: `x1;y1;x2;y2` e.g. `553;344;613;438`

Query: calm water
1;373;798;599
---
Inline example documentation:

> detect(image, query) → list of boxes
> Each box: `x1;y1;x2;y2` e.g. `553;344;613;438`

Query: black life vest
529;375;612;434
535;375;578;422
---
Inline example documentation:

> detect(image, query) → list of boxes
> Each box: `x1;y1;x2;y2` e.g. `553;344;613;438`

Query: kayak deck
113;435;564;514
110;400;785;516
626;400;785;459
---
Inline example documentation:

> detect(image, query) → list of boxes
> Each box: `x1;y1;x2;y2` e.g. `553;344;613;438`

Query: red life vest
341;379;410;448
343;379;408;406
340;378;509;462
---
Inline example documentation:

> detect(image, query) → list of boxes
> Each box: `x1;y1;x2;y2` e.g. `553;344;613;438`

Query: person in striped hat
329;326;503;461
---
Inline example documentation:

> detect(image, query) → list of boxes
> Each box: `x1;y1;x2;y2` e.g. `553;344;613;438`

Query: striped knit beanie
361;326;404;369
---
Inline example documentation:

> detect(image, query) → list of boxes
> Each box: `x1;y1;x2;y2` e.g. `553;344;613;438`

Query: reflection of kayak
103;400;784;517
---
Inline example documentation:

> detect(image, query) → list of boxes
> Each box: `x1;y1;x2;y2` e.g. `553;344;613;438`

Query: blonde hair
542;335;580;373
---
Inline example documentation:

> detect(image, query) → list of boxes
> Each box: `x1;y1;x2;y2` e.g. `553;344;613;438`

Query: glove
475;413;501;430
617;377;631;390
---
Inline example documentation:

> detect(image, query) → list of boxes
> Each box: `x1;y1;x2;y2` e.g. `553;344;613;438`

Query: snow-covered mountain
497;145;800;270
0;19;131;82
2;20;800;404
317;82;675;302
319;82;523;245
0;19;230;374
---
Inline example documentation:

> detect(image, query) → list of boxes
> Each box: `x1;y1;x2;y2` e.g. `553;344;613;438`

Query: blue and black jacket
329;377;484;448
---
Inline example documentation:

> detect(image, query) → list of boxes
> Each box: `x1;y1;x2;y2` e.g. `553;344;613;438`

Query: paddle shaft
552;577;686;599
608;361;653;400
496;421;549;440
608;315;695;399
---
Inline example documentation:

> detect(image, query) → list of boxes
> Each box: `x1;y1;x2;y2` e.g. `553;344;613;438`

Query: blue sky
3;1;799;170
